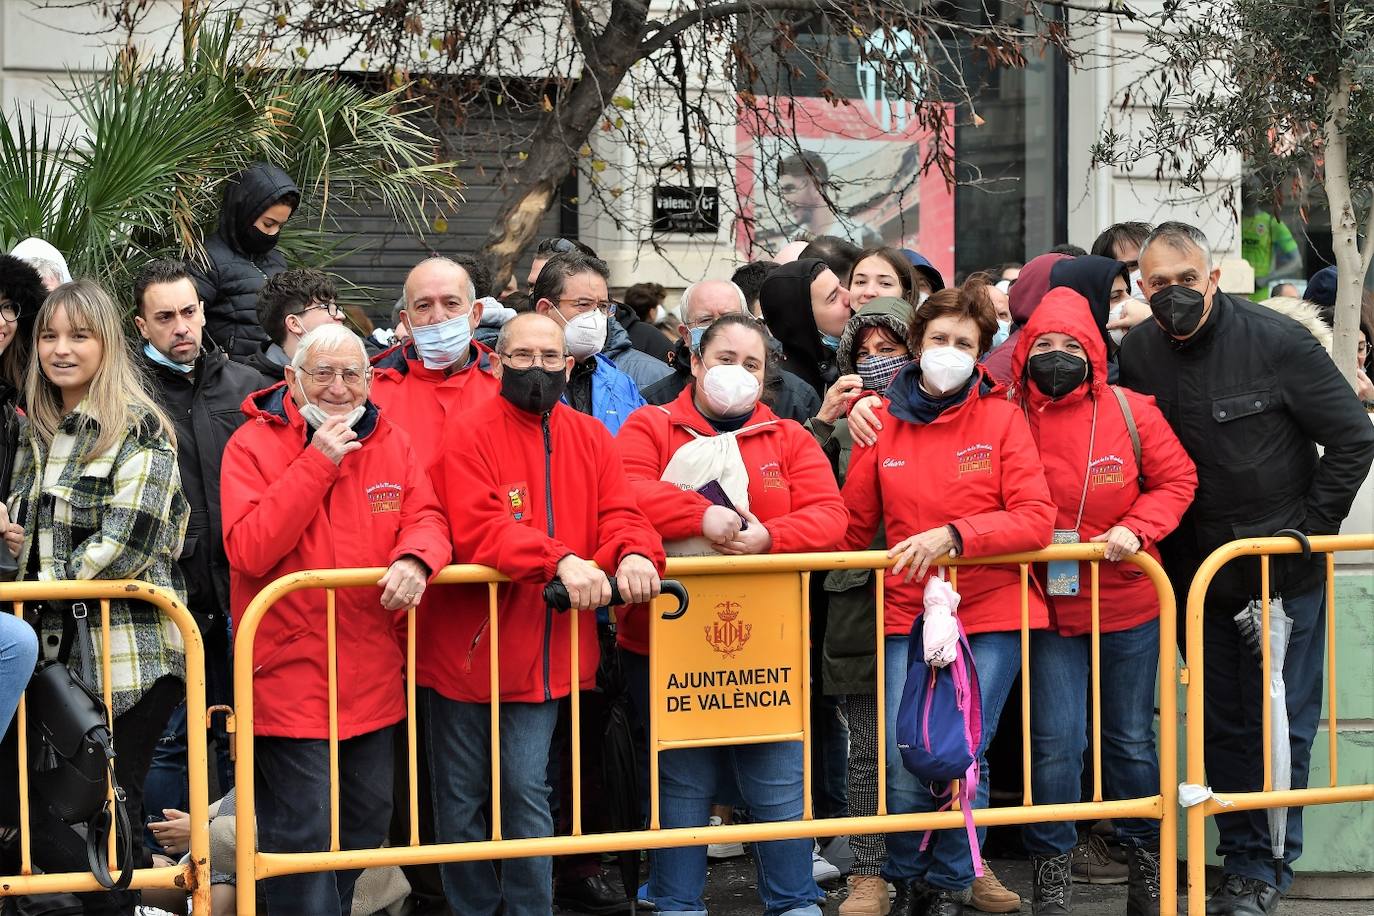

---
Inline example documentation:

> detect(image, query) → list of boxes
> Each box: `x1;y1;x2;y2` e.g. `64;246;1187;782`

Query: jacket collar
246;383;381;442
666;384;778;435
885;362;992;426
371;339;495;380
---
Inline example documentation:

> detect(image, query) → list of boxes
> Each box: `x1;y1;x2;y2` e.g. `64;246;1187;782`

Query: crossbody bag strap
1109;386;1146;489
86;755;134;890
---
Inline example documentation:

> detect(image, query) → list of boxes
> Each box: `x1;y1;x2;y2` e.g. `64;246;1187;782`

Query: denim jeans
425;688;560;916
812;691;850;820
0;613;37;741
1205;586;1326;892
144;619;233;851
882;630;1021;892
255;724;395;916
621;649;821;916
1022;619;1161;856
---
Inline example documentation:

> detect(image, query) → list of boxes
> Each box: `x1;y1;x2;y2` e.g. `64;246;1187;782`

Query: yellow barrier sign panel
652;572;807;744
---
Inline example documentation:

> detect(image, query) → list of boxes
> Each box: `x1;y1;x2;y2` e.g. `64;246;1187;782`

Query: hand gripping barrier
1182;533;1374;915
232;546;1180;914
0;580;211;913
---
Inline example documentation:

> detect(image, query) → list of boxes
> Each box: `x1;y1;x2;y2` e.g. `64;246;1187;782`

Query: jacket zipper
541;411;555;702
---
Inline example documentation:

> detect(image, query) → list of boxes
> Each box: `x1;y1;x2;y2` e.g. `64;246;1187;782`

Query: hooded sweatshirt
841;362;1056;636
189;163;300;362
982;252;1071;385
1009;288;1197;636
759;258;842;396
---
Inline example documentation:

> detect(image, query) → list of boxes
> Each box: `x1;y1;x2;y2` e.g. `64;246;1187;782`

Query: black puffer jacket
1120;292;1374;608
144;346;274;632
188;163;299;362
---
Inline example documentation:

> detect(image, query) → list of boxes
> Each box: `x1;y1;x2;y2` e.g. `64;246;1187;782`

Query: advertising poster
736;96;955;281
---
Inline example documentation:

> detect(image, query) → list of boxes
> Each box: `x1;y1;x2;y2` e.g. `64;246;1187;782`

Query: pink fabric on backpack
916;647;985;877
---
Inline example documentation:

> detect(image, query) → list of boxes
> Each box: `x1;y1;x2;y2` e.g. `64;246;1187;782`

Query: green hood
835;296;915;375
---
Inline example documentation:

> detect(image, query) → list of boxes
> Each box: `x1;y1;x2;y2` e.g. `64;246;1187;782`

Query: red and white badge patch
956;443;993;477
366;482;402;514
1089;454;1127;491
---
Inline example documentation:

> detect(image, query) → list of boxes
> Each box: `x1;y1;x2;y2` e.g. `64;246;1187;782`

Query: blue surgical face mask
144;341;194;374
992;319;1012;350
410;313;472;370
689;326;707;353
820;332;842;351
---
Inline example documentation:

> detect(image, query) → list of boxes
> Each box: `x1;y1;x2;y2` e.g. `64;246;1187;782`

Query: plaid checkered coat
9;404;190;717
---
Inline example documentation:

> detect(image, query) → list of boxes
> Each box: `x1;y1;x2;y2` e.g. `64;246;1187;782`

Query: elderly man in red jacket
422;312;666;916
222;323;450;916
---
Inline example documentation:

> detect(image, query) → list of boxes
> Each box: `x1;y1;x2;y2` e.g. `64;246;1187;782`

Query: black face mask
500;365;567;414
1148;283;1208;337
1027;350;1089;399
241;225;282;256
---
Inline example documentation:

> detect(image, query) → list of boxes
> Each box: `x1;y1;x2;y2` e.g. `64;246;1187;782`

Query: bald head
496;312;565;359
404;257;478;328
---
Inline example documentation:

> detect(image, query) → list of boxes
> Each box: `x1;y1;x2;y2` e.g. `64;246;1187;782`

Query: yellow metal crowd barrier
0;580;211;913
1182;533;1374;915
231;544;1180;915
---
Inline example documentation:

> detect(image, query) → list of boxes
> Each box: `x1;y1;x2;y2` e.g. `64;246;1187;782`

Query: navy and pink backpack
894;605;985;875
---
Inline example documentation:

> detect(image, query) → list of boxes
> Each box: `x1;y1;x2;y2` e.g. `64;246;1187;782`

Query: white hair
680;280;748;323
292;323;367;370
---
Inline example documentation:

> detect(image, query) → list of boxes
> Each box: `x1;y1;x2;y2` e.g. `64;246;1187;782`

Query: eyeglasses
0;300;18;323
557;298;618;317
300;365;370;386
499;350;569;371
536;237;577;256
295;300;343;320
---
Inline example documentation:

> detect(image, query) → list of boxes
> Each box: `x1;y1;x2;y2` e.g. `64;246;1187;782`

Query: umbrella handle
658;580;689;620
542;577;690;617
1272;528;1312;562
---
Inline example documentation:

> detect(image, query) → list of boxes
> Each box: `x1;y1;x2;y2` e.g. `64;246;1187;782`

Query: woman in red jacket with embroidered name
617;313;848;916
1009;288;1195;916
841;280;1056;916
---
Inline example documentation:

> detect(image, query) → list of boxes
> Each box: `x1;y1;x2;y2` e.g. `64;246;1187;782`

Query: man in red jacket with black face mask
423;312;666;916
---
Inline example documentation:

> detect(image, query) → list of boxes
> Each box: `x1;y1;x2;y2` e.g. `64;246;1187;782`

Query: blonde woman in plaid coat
2;280;188;910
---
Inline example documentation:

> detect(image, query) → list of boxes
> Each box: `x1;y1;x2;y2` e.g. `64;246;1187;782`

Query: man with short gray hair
1121;221;1374;916
642;277;821;422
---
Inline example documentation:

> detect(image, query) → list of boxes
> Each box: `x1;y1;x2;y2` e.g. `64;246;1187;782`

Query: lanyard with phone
1044;398;1098;597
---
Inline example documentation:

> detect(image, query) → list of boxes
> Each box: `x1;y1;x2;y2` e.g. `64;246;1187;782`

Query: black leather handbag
25;602;132;890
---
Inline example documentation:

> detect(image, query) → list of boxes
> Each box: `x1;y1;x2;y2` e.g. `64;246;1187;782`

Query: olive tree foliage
85;0;1129;287
1090;0;1374;379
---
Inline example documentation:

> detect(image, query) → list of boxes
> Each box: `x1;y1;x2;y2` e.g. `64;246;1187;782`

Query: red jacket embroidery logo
956;444;993;477
505;482;531;522
1088;454;1127;491
705;600;752;657
366;482;402;514
759;461;785;490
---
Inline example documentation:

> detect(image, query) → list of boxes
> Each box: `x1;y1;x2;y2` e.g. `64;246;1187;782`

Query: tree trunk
1322;68;1362;385
480;0;650;288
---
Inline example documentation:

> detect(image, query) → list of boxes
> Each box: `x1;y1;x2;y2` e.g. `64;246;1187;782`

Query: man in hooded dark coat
188;162;300;362
759;258;850;398
1047;254;1131;383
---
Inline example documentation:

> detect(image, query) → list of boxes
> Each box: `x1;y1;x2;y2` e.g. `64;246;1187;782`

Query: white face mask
701;364;761;417
1108;302;1128;346
410;313;472;370
296;378;365;430
560;308;607;361
919;346;976;396
1129;269;1144;300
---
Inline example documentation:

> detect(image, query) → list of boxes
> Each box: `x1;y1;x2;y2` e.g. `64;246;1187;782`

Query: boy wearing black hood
759;257;853;397
189;162;301;362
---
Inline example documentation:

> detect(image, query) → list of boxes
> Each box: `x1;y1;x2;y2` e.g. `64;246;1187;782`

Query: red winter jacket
369;340;500;471
222;387;451;739
842;365;1056;636
423;397;666;703
614;388;850;654
1009;288;1197;635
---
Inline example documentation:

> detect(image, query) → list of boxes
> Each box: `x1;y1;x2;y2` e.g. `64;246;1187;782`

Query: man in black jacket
188;162;300;362
133;260;273;839
641;278;821;422
1121;222;1374;916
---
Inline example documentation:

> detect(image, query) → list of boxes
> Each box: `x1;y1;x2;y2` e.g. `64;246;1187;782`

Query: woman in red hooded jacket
1008;287;1196;916
841;280;1055;916
616;313;848;916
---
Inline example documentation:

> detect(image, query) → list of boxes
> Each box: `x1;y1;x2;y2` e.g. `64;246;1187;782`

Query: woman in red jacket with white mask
841;279;1056;916
1009;287;1196;916
616;313;848;916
